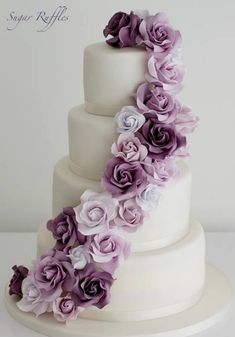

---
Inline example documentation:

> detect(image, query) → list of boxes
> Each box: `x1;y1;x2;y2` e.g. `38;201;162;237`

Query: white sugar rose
115;106;145;134
136;184;161;211
67;245;91;270
74;190;118;235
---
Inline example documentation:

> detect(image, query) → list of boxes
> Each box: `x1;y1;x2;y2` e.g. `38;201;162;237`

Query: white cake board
5;264;233;337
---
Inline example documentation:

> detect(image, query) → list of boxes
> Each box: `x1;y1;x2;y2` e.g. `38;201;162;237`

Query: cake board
5;264;232;337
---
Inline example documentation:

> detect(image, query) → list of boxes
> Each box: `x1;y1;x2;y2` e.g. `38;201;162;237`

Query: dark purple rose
103;11;141;48
9;265;28;297
137;12;182;58
136;120;186;160
136;83;180;124
102;157;147;200
71;263;114;309
31;249;75;302
47;207;86;252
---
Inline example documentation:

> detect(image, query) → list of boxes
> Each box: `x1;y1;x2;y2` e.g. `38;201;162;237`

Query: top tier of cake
84;42;147;116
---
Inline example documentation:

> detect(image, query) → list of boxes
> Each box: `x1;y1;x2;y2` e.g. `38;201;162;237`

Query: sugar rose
53;296;83;322
89;230;130;274
17;276;52;316
136;83;180;124
113;199;145;232
71;264;114;309
103;11;141;48
30;249;75;302
111;133;148;162
136;120;186;160
115;106;146;134
146;55;185;94
74;190;118;236
9;265;28;297
47;207;85;252
137;12;182;58
102;157;147;200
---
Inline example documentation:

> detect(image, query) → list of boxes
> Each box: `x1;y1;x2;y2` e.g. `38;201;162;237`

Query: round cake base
5;264;232;337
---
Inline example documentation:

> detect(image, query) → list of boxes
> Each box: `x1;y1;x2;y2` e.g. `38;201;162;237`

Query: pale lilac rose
111;133;148;162
30;249;75;302
47;207;85;252
102;157;147;200
175;105;199;135
136;184;161;211
137;12;182;58
103;11;141;48
153;157;177;185
89;230;130;274
113;199;145;232
74;190;118;236
115;106;145;134
146;54;185;94
68;245;91;270
17;276;52;316
71;263;114;309
53;296;83;322
136;119;186;160
9;265;28;297
136;83;180;123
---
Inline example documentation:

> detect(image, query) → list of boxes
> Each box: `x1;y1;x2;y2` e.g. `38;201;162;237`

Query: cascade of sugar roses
8;10;198;323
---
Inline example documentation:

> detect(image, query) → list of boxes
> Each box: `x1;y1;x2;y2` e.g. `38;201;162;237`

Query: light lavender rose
74;190;118;236
53;296;83;322
153;157;177;185
136;184;161;211
71;263;114;309
146;54;185;94
115;106;145;134
136;83;180;123
111;133;148;162
137;12;182;58
103;11;141;48
17;276;53;316
30;249;75;302
136;119;186;160
89;230;130;274
113;198;145;232
67;245;91;270
102;157;147;200
175;105;199;135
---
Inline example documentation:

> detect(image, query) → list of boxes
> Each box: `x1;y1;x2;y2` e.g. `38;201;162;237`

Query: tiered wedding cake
6;11;231;336
37;41;204;321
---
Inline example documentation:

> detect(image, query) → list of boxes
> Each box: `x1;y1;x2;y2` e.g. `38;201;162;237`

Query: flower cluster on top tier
9;11;198;323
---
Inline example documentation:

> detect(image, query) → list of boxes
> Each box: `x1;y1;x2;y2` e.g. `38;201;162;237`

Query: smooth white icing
68;105;117;181
84;42;147;116
37;220;205;321
51;158;191;251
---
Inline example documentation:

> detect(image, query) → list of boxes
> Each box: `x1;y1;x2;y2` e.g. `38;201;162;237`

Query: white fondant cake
36;41;205;322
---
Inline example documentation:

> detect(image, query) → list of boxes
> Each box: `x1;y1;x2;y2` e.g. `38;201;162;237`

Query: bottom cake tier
37;219;205;322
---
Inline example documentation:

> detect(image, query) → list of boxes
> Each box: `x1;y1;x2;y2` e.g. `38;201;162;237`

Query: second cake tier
52;157;191;251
